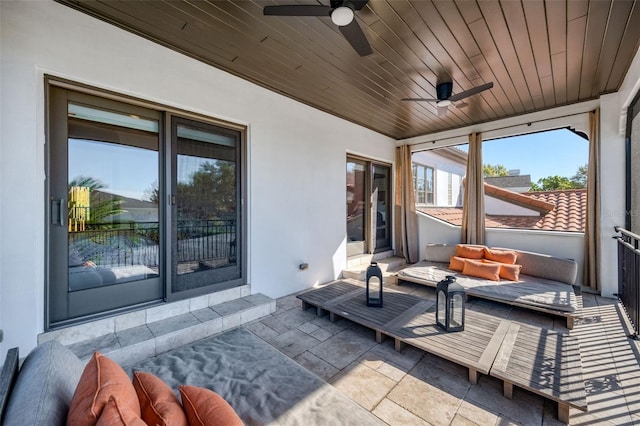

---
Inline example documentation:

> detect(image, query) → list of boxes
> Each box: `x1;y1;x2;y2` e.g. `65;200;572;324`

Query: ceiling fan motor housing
436;82;453;100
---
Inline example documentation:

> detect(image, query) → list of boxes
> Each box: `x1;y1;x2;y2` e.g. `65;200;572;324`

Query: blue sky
69;139;158;200
69;139;221;200
481;128;588;183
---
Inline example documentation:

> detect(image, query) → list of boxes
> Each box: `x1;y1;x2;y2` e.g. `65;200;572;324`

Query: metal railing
69;220;236;268
615;226;640;339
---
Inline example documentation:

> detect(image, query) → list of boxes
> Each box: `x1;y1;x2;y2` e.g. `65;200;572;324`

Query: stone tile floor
244;281;640;425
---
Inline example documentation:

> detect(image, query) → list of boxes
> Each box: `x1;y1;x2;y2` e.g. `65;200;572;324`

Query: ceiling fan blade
263;5;332;16
339;19;372;56
437;105;449;116
448;82;493;102
401;98;438;102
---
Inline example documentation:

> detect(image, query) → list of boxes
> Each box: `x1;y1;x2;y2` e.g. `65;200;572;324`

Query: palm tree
68;175;126;227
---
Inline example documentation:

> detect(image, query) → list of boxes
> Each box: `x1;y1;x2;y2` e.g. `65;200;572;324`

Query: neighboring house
412;147;466;207
419;184;587;233
412;148;585;233
484;174;532;193
91;190;159;224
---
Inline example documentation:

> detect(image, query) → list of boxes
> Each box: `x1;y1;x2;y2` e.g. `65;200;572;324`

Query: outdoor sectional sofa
397;243;581;329
0;328;384;426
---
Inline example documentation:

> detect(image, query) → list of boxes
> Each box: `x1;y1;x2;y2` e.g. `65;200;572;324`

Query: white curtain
461;132;485;245
394;145;419;263
584;109;601;291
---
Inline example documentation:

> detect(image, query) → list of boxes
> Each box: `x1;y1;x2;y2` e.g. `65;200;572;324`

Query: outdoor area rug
128;327;384;425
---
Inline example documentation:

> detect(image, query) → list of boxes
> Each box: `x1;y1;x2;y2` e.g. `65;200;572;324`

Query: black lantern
366;261;383;307
436;275;465;332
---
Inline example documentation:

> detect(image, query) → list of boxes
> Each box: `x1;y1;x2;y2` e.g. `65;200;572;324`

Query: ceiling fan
263;1;373;57
402;81;494;116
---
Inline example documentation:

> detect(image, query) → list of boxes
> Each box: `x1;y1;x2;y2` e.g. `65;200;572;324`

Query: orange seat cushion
484;248;518;264
133;371;188;426
448;256;467;271
67;352;141;426
461;259;500;281
96;397;147;426
179;385;243;426
456;244;486;259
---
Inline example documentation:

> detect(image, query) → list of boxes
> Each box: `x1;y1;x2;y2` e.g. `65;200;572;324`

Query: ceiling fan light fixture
331;6;354;26
436;99;452;107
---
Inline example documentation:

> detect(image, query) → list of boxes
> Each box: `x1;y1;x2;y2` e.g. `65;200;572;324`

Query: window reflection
67;107;160;291
173;122;240;293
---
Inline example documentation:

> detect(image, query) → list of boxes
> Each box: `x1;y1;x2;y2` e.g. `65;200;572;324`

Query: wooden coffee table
298;279;509;384
297;279;588;421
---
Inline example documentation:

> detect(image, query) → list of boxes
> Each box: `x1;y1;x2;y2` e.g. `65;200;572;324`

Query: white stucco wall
0;1;395;354
484;196;539;216
412;150;465;206
416;213;461;260
598;93;626;297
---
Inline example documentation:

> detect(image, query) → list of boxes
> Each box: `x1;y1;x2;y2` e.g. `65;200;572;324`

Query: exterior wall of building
412;150;465;207
0;1;395;354
485;196;540;216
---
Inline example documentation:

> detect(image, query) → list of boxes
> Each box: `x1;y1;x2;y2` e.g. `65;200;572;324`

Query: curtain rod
408;110;594;147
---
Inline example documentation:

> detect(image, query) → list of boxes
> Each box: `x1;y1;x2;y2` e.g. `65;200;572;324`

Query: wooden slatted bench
297;280;588;421
490;323;588;423
385;304;511;384
298;280;511;384
299;280;362;316
325;290;424;344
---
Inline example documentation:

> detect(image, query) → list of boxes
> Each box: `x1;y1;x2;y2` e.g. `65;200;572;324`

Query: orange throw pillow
67;352;141;426
498;263;522;281
456;244;486;259
484;248;518;264
482;259;523;281
179;385;243;426
133;371;188;426
462;259;500;281
448;256;466;271
96;397;147;426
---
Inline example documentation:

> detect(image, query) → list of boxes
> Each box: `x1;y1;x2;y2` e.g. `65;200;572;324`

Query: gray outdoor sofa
0;328;384;425
397;244;581;329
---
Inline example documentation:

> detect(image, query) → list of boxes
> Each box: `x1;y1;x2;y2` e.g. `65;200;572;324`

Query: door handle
51;198;65;226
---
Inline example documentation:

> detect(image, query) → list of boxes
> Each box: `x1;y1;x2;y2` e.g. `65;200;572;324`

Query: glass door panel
347;159;367;257
373;164;391;251
67;135;160;291
346;158;391;257
48;87;163;325
172;118;241;295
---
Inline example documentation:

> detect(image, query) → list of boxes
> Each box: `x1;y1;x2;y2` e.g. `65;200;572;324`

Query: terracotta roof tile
418;188;587;233
484;182;555;212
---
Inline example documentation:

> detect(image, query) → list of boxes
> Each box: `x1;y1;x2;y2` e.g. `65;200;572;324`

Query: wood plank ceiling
57;0;640;140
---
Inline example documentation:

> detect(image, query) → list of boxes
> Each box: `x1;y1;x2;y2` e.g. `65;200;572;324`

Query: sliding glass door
47;84;245;328
346;156;391;257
